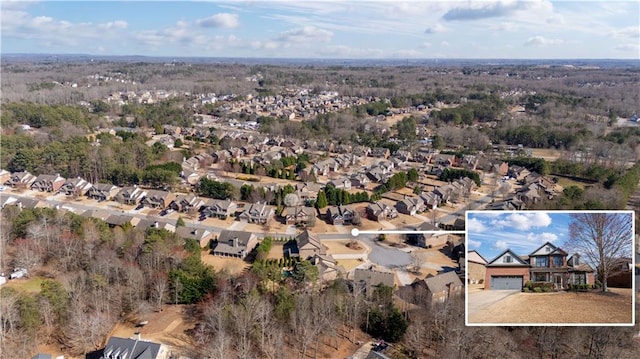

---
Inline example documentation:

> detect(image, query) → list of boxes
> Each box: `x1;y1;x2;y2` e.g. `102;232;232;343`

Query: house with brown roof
31;174;65;192
467;250;487;285
141;190;176;209
353;268;395;293
366;201;398;221
176;226;214;248
295;230;327;259
212;230;258;259
310;254;345;282
420;271;464;305
282;206;316;227
396;196;425;216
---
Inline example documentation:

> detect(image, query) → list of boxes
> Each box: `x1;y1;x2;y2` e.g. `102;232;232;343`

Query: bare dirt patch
469;288;633;324
109;304;196;355
325;240;368;255
200;252;250;275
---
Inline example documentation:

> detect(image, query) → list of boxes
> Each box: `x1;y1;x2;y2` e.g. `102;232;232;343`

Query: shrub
542;286;550;292
567;284;573;291
533;287;542;293
522;288;530;292
524;280;533;290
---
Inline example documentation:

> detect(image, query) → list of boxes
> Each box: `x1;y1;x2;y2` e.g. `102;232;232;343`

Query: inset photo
465;210;635;326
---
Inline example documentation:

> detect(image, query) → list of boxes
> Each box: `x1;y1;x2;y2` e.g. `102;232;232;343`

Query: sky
467;211;574;261
1;1;639;59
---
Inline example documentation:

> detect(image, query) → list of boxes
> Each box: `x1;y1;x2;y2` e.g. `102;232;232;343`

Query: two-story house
484;242;594;290
282;206;316;227
239;202;275;224
200;199;238;219
326;205;356;225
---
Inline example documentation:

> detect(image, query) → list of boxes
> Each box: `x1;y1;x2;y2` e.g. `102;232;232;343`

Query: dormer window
504;255;513;263
545;246;550;252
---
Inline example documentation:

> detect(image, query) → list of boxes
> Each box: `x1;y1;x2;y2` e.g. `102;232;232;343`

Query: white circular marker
351;228;359;237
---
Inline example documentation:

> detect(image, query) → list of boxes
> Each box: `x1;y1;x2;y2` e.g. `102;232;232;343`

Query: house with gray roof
353;268;396;293
366;201;398;221
4;171;36;188
114;186;147;205
59;177;93;196
169;194;204;213
141;190;175;209
100;335;169;359
87;183;120;201
200;198;238;219
326;205;356;225
212;230;258;259
396;196;425;216
238;202;274;224
295;229;327;259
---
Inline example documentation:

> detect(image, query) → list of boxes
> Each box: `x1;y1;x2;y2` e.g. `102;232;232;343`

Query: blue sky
467;211;573;261
2;1;639;59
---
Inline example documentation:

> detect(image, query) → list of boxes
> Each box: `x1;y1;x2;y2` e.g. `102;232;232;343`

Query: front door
554;274;563;289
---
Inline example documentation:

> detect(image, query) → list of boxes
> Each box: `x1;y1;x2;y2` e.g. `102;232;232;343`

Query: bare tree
566;212;633;291
149;272;168;311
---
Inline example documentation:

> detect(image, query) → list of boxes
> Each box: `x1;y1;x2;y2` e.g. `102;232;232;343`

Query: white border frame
465;209;636;327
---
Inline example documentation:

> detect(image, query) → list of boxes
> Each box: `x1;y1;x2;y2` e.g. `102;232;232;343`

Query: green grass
5;277;45;294
554;175;591;190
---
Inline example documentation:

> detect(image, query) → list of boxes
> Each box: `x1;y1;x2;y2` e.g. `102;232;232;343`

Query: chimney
134;331;141;341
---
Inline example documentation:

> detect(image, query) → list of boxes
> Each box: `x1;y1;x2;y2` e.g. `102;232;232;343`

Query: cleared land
468;288;633;324
200;252;250;275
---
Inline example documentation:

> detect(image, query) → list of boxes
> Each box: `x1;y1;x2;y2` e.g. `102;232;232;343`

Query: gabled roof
424;271;463;293
529;241;567;256
102;336;162;359
296;229;324;251
467;250;488;265
487;249;529;266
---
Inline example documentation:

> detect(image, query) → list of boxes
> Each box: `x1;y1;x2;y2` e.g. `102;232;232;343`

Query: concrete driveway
467;290;520;313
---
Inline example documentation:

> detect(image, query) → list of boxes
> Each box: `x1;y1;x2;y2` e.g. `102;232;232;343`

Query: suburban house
58;177;93;196
98;335;170;359
169;194;204;213
310;254;345;282
326;205;356;225
370;147;390;159
87;183;120;201
484;242;594;290
282;206;316;227
366;201;398;221
405;222;448;248
396;196;425;216
31;174;65;192
238;202;275;224
328;177;351;190
0;169;10;185
353;268;395;293
401;271;463;306
212;230;258;259
4;171;37;188
422;271;464;304
467;250;488;285
105;214;138;228
432;153;457;167
605;257;633;288
114;186;147;205
176;226;214;248
418;192;440;210
200;199;238;219
141;190;176;209
295;229;328;259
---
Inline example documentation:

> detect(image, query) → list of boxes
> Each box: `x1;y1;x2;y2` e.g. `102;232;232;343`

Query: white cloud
609;26;640;39
468;239;482;249
196;13;239;28
424;23;447;34
615;43;640;52
524;35;563;46
490;22;517;32
419;42;432;48
442;0;553;22
390;49;423;58
527;232;558;243
492;213;552;231
99;20;128;30
440;41;450;47
277;26;333;43
493;240;509;250
468;218;488;233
